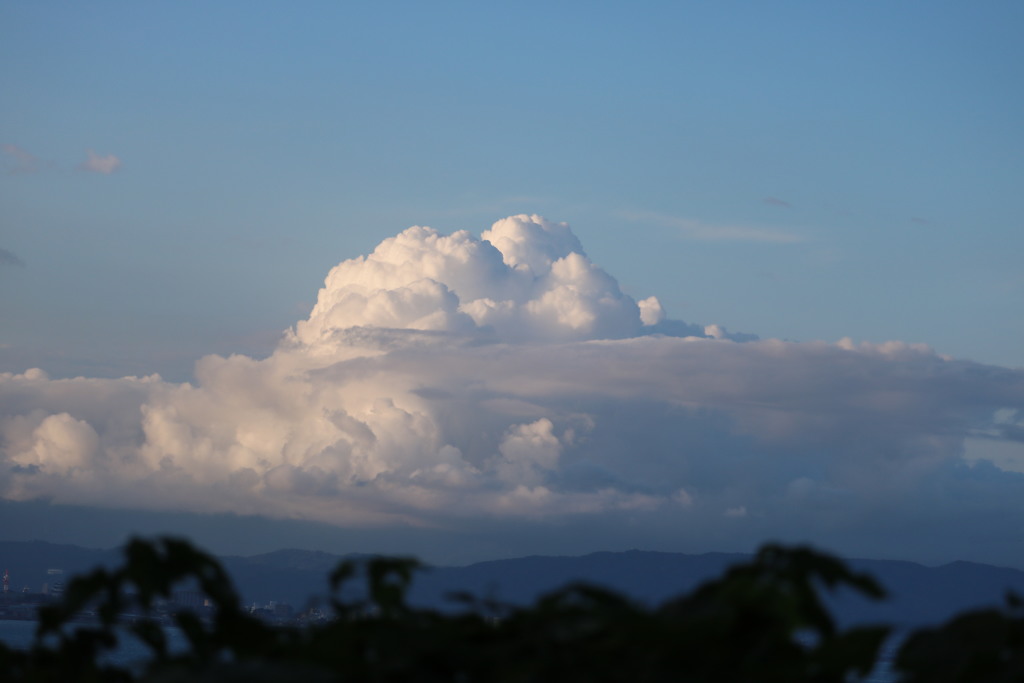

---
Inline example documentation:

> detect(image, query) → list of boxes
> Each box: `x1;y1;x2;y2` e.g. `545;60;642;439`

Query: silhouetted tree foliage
0;537;1021;681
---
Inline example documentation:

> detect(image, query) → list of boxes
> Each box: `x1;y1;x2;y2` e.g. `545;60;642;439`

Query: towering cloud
2;216;1023;563
295;215;645;348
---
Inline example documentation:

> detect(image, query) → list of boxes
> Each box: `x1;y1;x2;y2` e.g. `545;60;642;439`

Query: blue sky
1;3;1024;565
3;2;1022;378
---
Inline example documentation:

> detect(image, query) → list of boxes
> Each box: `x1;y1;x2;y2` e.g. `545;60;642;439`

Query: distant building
43;569;64;597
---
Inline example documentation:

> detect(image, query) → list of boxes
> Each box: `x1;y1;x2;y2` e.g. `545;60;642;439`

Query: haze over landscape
2;3;1023;569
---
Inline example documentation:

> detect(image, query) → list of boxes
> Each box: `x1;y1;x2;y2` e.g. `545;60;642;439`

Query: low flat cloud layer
2;216;1023;563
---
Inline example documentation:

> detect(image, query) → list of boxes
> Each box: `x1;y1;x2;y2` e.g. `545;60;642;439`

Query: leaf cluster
0;537;1021;681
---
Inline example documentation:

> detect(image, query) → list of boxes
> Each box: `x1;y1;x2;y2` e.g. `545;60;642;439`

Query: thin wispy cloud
2;144;47;174
0;248;25;268
79;149;122;175
762;197;792;208
624;211;803;244
3;145;124;175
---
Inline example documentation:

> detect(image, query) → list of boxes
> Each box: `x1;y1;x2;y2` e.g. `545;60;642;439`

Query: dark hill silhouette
2;540;1023;629
409;550;749;608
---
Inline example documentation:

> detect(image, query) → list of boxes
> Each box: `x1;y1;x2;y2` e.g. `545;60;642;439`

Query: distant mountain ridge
2;540;1022;629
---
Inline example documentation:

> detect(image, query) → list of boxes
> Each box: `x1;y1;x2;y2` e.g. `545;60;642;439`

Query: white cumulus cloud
2;215;1024;564
294;215;656;349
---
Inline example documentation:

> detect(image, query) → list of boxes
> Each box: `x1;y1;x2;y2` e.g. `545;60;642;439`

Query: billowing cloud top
294;215;647;349
2;215;1023;563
